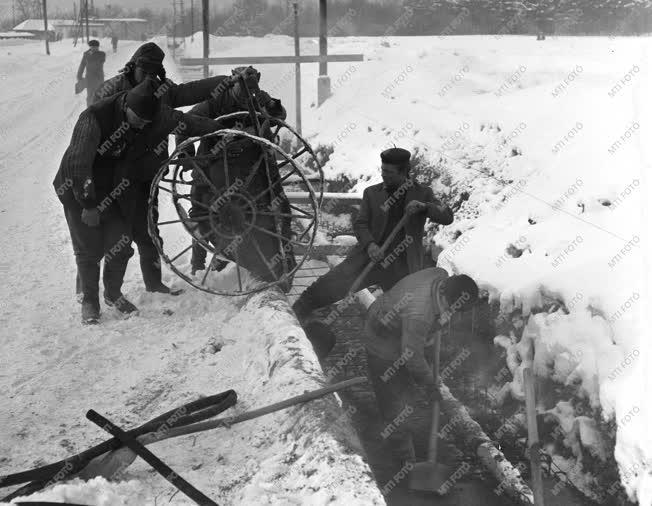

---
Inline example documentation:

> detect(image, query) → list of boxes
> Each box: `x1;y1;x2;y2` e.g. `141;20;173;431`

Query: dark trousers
190;183;210;269
132;181;163;289
293;249;409;319
366;352;419;461
64;199;133;303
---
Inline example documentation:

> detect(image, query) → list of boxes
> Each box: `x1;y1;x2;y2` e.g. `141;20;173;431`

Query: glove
81;207;100;227
366;242;383;263
406;200;427;216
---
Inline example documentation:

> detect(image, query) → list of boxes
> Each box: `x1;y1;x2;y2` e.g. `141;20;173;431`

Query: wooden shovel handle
349;214;409;295
428;330;442;462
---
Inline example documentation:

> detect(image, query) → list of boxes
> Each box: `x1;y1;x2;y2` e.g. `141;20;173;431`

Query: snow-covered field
180;33;650;503
0;38;382;505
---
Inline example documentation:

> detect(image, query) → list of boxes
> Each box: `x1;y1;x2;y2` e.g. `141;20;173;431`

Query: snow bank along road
0;39;382;505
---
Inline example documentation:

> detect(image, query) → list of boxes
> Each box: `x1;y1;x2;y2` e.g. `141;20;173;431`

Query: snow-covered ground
180;33;650;503
1;32;650;504
0;38;382;505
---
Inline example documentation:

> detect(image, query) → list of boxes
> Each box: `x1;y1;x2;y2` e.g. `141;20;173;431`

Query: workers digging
292;147;454;357
76;39;105;107
54;78;228;324
364;267;479;473
73;42;233;298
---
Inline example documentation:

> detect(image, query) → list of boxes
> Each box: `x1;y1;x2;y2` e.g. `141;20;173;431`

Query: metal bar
201;252;215;285
276;147;308;169
250;224;306;248
170;244;193;263
288;203;312;217
158;216;210;226
180;54;364;66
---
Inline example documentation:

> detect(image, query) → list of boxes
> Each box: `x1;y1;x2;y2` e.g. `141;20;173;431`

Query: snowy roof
94;18;148;23
12;19;67;31
0;31;35;38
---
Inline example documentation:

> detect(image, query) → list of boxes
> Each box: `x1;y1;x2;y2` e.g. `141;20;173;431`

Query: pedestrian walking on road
76;40;105;107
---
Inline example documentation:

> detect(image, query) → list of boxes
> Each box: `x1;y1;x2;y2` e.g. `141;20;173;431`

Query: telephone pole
42;0;50;55
85;0;89;41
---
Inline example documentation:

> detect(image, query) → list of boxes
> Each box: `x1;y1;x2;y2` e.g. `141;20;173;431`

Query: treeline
191;0;652;37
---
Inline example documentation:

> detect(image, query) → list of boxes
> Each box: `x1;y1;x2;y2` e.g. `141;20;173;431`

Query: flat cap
380;147;411;167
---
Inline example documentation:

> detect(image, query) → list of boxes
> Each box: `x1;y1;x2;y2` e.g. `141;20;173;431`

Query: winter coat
353;181;454;274
77;49;105;87
53;92;222;216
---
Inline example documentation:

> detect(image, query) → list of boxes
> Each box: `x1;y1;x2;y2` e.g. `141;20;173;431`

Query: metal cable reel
148;81;324;296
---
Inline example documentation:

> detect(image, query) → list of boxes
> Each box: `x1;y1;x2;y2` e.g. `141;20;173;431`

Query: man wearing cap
55;78;226;324
174;66;288;276
83;42;234;296
292;147;454;357
77;40;105;106
364;268;479;464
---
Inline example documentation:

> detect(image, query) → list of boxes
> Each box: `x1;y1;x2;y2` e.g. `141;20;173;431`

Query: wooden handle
349;214;409;295
144;377;367;444
427;330;442;462
524;367;545;506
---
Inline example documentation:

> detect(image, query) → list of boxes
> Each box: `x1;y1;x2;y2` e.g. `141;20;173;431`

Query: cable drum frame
148;111;324;297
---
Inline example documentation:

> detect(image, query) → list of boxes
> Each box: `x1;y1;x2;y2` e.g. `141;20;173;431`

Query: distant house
12;19;61;40
95;18;149;40
53;20;106;39
0;31;35;40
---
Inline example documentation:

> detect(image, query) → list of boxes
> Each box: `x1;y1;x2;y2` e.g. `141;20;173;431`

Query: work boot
104;292;138;314
146;283;184;296
81;299;100;325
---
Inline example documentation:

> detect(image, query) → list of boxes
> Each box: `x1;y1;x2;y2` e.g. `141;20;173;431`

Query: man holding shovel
364;268;478;476
292;148;454;358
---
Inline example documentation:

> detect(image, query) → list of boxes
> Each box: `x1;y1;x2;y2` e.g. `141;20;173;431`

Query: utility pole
293;1;301;134
172;0;176;59
317;0;331;105
42;0;50;55
202;0;208;78
12;0;15;28
190;0;194;42
85;0;89;42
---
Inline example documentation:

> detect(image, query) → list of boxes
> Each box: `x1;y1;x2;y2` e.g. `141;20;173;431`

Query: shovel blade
408;461;453;494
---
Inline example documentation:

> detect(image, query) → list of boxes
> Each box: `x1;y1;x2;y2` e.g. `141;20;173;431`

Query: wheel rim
149;114;323;296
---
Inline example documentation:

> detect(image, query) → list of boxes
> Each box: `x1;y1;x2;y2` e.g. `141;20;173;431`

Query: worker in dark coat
292;148;454;357
364;268;478;464
55;78;225;324
76;40;105;106
111;34;118;53
174;66;288;276
81;42;232;296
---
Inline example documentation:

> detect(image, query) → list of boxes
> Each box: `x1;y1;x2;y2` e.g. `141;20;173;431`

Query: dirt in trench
304;301;593;506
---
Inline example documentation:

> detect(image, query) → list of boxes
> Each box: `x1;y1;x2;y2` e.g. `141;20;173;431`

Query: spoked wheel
148;112;323;296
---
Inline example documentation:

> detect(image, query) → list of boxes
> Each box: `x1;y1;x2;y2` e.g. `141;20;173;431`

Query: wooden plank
524;367;545;506
286;191;362;203
294;243;354;260
180;54;364;66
